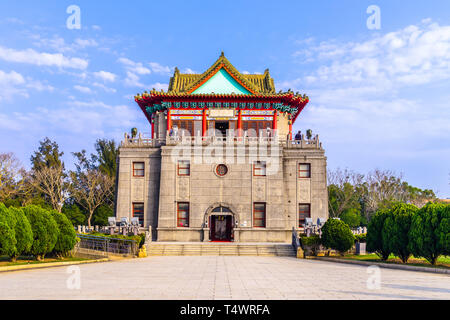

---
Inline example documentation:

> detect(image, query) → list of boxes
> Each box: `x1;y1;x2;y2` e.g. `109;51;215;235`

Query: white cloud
118;57;150;75
93;70;117;82
0;70;53;101
182;68;197;74
124;71;145;88
282;19;450;193
73;85;93;94
92;82;117;93
292;20;450;88
74;38;98;48
0;46;88;69
149;82;169;91
148;62;172;75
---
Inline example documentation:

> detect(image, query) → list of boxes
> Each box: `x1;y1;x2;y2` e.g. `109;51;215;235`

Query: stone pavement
0;256;449;299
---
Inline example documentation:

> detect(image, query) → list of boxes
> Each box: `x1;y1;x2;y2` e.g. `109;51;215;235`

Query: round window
215;164;228;176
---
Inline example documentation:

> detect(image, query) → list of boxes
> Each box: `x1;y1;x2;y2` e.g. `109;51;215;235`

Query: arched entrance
209;206;234;242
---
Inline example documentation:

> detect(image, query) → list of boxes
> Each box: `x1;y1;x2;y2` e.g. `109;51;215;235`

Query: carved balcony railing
120;132;322;150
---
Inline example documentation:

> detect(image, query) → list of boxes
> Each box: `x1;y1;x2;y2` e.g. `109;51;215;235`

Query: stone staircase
147;243;296;257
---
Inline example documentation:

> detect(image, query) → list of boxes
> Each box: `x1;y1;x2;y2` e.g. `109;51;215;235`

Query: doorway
210;215;233;241
215;121;229;137
209;206;233;242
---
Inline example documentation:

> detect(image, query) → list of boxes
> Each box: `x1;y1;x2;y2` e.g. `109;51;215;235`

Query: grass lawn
0;255;89;267
339;253;450;269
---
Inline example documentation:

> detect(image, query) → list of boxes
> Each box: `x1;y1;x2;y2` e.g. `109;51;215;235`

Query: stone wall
116;141;328;243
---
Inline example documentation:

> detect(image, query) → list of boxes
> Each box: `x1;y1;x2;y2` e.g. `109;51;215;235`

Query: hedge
382;203;418;263
4;206;33;261
408;203;449;265
22;205;59;260
51;210;77;258
321;218;355;255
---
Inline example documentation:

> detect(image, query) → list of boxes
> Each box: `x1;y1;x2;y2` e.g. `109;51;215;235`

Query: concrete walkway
0;256;449;300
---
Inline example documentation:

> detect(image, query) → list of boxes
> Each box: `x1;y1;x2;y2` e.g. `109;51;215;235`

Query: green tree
23;205;59;260
366;209;391;260
62;203;86;226
408;203;450;265
321;218;355;255
30;137;64;171
340;208;361;228
1;205;33;261
382;203;417;263
50;210;77;258
0;204;17;258
92;204;114;226
92;139;118;179
29;138;68;211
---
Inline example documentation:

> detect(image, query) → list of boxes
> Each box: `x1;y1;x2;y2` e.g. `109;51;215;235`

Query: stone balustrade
120;131;322;149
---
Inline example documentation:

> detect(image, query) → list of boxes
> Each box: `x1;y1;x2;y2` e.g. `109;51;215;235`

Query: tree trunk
87;210;94;229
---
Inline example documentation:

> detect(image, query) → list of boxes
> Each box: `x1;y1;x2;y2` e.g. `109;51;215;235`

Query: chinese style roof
134;52;309;123
167;52;276;94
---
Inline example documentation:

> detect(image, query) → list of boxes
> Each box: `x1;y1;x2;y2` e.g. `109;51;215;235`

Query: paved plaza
0;256;449;300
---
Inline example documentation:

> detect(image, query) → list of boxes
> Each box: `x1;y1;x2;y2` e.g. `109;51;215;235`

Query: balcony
120;132;322;149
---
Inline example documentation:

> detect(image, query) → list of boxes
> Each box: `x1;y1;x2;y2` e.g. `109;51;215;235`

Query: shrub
354;233;367;243
321;218;355;255
6;206;33;261
0;209;17;258
300;234;322;256
408;203;450;265
23;205;59;260
382;203;417;263
50;210;77;258
367;209;391;260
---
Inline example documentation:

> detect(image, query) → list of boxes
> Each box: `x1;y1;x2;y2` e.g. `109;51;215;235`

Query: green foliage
92;204;114;226
0;204;17;258
30;137;64;171
382;203;418;263
354;233;367;243
367;209;391;260
5;206;33;260
301;234;322;246
50;210;77;257
23;205;59;260
340;208;361;228
408;203;450;265
321;218;355;254
93;139;118;179
300;234;322;256
62;203;86;226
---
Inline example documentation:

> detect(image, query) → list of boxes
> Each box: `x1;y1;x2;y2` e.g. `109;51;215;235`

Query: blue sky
0;0;449;197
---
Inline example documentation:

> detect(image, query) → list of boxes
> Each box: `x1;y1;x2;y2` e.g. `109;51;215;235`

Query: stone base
156;227;291;243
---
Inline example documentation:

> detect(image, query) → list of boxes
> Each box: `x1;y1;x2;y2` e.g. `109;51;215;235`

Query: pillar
167;108;172;133
237;109;242;137
273;111;277;130
151;113;155;139
202;108;207;136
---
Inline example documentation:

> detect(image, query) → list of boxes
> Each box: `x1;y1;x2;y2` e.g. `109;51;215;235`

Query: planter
355;242;366;255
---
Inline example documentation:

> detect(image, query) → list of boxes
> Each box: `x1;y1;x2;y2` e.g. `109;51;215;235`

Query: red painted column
151;113;155;138
289;120;292;140
273;111;277;130
202;108;207;136
237;109;242;137
167;108;171;133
